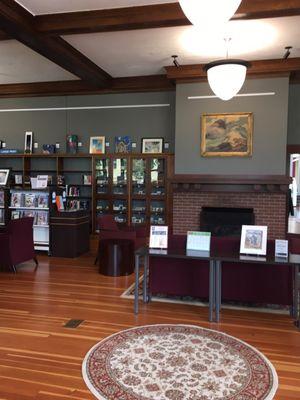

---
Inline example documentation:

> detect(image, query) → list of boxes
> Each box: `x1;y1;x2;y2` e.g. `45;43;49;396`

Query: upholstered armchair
0;217;38;273
94;214;147;265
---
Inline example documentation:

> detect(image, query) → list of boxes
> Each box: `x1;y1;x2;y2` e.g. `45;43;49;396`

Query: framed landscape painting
201;112;253;157
142;138;163;154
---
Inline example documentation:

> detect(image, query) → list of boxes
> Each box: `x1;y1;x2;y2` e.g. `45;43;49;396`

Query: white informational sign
275;239;288;258
36;175;48;188
149;225;168;249
187;231;211;252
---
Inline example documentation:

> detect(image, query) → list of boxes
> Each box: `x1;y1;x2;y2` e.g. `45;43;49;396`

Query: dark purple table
134;247;300;326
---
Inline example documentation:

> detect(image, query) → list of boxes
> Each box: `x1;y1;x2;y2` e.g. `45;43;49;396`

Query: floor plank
0;252;299;399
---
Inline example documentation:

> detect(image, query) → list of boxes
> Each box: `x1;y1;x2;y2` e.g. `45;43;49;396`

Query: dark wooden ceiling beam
35;0;300;36
165;58;300;82
0;0;111;86
0;75;174;98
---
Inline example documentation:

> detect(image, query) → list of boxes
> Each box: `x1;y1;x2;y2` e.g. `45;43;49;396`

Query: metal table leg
215;260;222;323
134;253;140;314
143;255;149;303
209;260;215;322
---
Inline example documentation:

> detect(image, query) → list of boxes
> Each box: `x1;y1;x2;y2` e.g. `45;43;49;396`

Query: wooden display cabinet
93;154;174;232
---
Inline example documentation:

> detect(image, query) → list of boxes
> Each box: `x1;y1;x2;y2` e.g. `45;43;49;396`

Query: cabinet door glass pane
113;158;127;195
95;158;109;194
150;200;165;225
132;159;146;195
132;200;146;225
113;200;127;224
151;158;165;195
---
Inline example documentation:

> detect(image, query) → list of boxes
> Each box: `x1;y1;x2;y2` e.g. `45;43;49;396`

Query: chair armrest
0;233;12;266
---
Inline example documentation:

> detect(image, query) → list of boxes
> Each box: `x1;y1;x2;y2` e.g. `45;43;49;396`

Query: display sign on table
149;226;168;249
275;239;288;258
186;231;211;252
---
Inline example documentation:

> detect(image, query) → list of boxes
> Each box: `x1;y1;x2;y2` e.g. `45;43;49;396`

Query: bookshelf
9;188;50;252
0;187;9;227
0;153;174;233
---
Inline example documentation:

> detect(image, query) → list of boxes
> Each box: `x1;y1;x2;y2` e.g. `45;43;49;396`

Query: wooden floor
0;252;299;400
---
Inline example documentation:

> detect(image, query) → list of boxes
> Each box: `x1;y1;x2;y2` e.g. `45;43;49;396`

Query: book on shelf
0;209;4;223
56;195;64;211
36;211;48;226
38;194;48;208
11;192;23;208
25;193;37;208
83;174;92;185
11;210;20;219
14;175;23;185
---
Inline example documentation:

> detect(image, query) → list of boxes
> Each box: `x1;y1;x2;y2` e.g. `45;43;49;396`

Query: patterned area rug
82;324;278;400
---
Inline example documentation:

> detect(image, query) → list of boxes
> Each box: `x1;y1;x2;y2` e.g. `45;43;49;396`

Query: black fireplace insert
200;207;255;236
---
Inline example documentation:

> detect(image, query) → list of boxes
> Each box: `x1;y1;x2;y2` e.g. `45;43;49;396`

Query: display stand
50;210;90;257
9;188;50;252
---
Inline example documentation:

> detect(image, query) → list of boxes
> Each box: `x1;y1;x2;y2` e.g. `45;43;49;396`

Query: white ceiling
0;41;77;84
15;0;177;15
0;2;299;84
64;16;300;77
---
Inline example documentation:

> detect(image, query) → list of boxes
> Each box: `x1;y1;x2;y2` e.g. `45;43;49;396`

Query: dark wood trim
166;58;300;82
170;174;291;193
0;75;174;98
34;1;300;36
287;145;300;154
171;174;291;185
0;0;111;86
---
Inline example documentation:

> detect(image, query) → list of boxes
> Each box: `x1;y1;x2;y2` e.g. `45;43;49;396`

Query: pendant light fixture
204;39;250;101
179;0;242;28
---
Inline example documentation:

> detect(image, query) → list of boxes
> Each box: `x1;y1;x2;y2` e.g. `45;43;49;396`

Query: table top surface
135;246;300;266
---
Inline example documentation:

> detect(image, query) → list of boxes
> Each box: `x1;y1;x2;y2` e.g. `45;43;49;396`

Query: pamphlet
149;225;168;249
275;239;288;258
187;231;211;252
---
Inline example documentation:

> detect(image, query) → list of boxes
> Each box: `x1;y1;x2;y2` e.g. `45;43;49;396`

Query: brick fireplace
171;175;290;240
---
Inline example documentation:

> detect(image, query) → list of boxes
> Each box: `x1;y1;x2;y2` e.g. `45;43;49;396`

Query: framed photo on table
240;225;268;256
0;169;10;186
89;136;105;154
142;138;164;154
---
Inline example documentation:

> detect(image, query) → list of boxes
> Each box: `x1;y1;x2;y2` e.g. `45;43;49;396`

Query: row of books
11;210;49;225
66;200;90;211
11;192;49;208
67;186;80;197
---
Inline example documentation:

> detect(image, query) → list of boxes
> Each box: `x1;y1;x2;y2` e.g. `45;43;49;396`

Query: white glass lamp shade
205;60;249;101
179;0;242;27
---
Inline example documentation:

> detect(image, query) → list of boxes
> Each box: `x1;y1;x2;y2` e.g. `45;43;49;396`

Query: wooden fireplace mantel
170;174;292;193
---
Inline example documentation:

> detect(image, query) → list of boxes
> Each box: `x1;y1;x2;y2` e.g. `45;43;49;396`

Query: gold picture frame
201;112;253;157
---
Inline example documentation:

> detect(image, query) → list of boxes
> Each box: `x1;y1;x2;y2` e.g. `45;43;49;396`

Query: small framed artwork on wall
89;136;105;154
201;112;253;157
115;136;132;153
0;169;10;186
142;138;164;154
